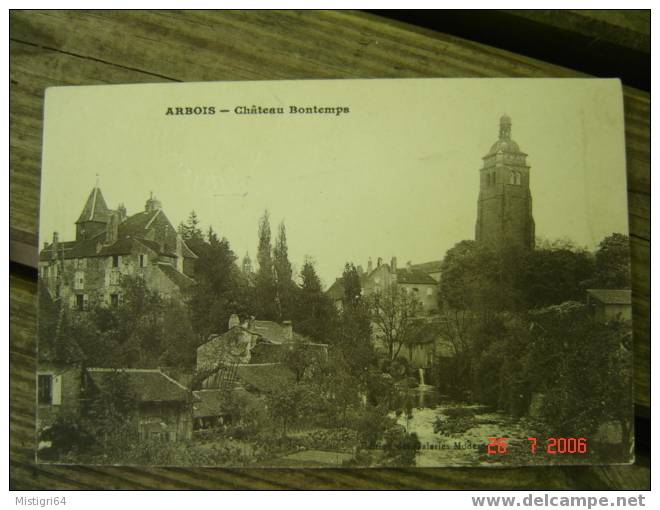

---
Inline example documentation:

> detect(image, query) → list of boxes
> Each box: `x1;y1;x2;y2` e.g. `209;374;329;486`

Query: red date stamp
487;437;587;455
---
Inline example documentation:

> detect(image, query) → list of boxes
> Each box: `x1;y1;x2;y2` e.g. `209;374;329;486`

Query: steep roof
587;289;632;305
39;232;155;261
235;363;295;392
87;368;191;402
76;187;113;224
410;260;443;274
40;209;197;261
248;320;293;344
396;268;437;285
192;389;227;418
326;278;345;300
157;262;196;290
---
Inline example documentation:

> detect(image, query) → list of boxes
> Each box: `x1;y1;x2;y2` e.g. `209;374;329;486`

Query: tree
37;282;84;364
266;383;316;436
369;285;424;361
342;262;362;308
515;247;595;308
440;240;523;314
84;370;139;450
187;226;249;340
526;302;633;457
592;233;631;289
335;298;376;379
178;210;204;246
293;257;337;342
273;220;295;321
255;210;278;320
382;425;420;466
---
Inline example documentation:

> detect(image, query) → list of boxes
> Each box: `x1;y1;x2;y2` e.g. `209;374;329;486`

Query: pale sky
39;78;628;288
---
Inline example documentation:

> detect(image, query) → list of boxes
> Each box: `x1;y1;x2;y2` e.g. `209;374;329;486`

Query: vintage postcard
36;78;633;467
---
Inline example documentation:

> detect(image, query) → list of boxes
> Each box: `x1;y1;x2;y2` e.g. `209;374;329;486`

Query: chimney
390;257;397;273
228;314;240;329
377;257;382;267
51;232;59;261
117;203;127;222
407;260;413;272
282;320;293;341
367;257;373;273
105;212;119;244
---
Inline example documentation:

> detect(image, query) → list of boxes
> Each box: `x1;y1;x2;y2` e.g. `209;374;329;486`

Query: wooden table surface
9;10;650;490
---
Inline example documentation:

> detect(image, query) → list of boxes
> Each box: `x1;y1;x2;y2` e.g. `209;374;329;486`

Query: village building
84;368;194;442
326;257;440;314
37;363;83;433
192;315;326;427
37;366;195;444
475;114;535;251
586;289;632;323
196;314;326;387
409;260;442;283
38;186;197;310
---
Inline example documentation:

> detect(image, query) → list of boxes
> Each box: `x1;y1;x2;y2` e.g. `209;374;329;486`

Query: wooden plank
9;10;650;490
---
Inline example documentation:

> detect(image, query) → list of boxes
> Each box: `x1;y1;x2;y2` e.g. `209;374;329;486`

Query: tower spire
476;115;534;251
499;114;512;141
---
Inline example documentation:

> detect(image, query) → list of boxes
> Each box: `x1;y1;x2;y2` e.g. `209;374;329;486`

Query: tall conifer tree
255;210;278;320
274;221;294;320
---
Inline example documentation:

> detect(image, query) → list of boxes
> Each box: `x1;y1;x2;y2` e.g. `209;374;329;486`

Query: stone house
409;260;442;283
84;368;194;442
39;187;197;310
196;314;325;390
192;389;228;430
37;366;195;443
586;289;632;323
37;363;83;432
327;257;439;314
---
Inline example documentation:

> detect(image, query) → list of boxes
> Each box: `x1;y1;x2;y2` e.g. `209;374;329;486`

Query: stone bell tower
475;114;535;251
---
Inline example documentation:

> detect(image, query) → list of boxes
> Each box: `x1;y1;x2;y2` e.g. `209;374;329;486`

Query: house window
412;287;419;293
426;288;433;296
74;271;84;290
38;374;53;405
76;294;85;311
139;254;146;268
110;294;119;308
112;255;120;268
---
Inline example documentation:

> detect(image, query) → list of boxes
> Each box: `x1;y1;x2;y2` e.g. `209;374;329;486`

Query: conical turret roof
76;187;112;224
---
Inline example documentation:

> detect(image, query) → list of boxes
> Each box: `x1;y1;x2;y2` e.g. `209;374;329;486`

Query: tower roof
76;187;113;224
486;114;523;156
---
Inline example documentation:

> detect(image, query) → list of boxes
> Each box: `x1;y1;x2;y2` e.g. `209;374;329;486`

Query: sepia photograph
35;78;633;468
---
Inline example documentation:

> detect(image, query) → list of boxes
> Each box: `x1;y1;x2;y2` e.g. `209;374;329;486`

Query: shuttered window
38;374;52;405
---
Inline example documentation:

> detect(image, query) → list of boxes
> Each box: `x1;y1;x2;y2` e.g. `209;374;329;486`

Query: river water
394;389;530;467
